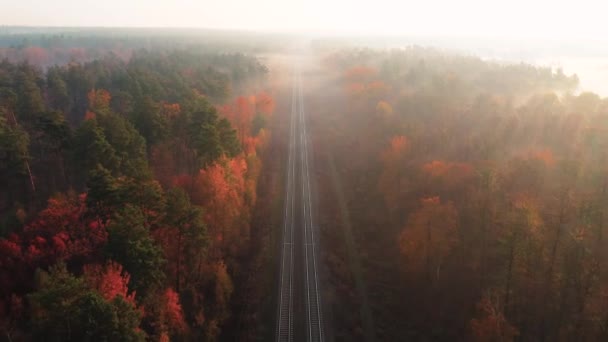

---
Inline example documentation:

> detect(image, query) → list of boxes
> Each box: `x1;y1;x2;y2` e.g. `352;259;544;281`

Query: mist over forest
0;22;608;342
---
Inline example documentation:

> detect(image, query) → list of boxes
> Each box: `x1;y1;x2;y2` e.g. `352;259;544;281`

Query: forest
0;33;278;341
3;26;608;342
312;47;608;341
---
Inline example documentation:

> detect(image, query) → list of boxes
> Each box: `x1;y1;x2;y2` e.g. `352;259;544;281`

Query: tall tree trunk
505;236;516;311
426;218;432;285
176;230;182;293
8;109;36;192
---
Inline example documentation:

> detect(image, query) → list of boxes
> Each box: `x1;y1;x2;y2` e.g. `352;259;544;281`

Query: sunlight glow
1;0;606;39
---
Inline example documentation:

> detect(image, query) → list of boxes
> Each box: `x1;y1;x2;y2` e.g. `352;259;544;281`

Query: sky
0;0;606;40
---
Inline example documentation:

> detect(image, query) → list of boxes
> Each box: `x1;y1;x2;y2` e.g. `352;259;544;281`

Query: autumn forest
0;31;276;341
1;26;608;342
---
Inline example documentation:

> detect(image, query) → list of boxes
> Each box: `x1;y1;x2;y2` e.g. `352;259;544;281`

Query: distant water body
477;54;608;97
398;35;608;97
532;57;608;97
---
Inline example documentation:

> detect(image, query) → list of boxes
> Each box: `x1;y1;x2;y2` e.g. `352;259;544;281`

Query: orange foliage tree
399;196;459;282
191;157;248;256
87;89;111;113
161;102;181;119
220;92;274;146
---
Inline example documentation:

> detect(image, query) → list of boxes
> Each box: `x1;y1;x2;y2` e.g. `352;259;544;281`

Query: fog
3;2;608;341
2;0;606;39
4;0;608;95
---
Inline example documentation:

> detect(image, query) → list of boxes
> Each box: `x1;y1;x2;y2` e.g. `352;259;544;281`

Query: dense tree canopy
316;46;608;341
0;33;275;341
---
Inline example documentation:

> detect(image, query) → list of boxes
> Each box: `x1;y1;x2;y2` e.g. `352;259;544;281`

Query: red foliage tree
84;110;96;121
0;193;107;319
21;193;107;266
84;261;136;304
143;287;187;341
163;288;187;333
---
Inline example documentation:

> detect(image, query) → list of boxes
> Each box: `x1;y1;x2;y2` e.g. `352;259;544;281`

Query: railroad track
276;65;324;342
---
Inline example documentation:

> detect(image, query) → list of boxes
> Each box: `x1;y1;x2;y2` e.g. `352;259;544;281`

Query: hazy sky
1;0;605;39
